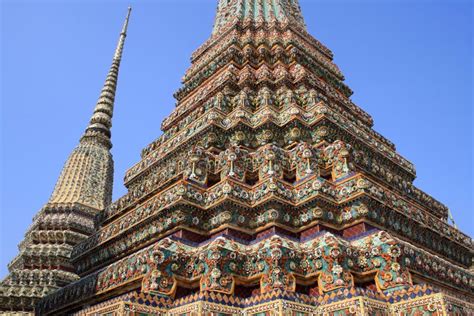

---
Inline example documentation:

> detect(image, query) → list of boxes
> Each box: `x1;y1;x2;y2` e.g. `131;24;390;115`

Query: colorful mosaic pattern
3;0;473;315
36;230;473;314
38;0;474;313
68;287;473;315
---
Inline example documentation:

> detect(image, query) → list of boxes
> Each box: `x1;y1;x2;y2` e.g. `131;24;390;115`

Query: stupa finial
81;6;132;148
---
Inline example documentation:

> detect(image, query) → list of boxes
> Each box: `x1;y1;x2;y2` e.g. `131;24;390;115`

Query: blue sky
1;0;472;279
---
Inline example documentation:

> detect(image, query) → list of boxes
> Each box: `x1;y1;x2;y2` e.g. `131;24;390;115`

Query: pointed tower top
0;9;132;312
48;7;131;208
212;0;306;36
115;7;132;59
81;7;132;149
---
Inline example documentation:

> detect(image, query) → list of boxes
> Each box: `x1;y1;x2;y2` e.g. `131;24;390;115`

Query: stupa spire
49;7;132;209
0;8;132;313
81;7;131;149
212;0;307;36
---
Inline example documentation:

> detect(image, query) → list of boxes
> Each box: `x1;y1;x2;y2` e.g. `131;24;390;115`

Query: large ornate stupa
2;1;473;315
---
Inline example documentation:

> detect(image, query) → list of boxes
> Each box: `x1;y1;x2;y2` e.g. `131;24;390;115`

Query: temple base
72;286;473;316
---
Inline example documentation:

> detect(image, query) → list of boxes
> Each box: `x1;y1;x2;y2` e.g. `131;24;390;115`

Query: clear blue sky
1;0;472;279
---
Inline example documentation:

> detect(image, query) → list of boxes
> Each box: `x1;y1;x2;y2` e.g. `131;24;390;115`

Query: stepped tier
72;227;473;294
121;105;445;218
73;141;471;273
0;203;95;311
37;231;473;314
